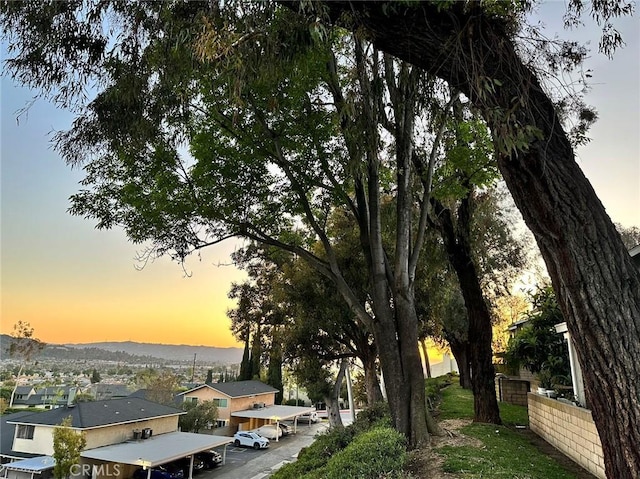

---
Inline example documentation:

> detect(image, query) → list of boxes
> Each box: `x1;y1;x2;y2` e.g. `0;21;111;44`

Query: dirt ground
403;419;597;479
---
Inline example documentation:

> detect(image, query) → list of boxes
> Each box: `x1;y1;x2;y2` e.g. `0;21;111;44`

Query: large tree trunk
449;337;472;390
360;345;384;405
325;360;347;429
314;3;640;476
419;339;432;379
371;310;431;445
433;198;501;424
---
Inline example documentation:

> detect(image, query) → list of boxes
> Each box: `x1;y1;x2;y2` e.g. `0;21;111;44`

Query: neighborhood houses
0;380;318;479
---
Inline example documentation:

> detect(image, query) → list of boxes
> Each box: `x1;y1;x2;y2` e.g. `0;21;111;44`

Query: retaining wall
528;392;604;478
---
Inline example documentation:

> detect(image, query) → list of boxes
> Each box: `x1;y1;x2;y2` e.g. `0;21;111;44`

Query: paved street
198;421;329;479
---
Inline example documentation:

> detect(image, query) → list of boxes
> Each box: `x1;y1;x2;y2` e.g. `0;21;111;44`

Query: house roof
179;380;278;399
7;398;184;429
81;432;232;467
90;383;132;399
14;386;35;395
230;405;316;421
2;456;55;473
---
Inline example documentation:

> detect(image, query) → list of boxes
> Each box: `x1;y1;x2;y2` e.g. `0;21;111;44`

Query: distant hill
65;341;243;364
0;335;242;365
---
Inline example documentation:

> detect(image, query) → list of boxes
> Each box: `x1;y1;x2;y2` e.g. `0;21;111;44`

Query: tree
53;417;86;479
139;370;180;406
73;393;95;403
504;285;571;384
90;369;101;384
179;400;218;433
301;3;640;476
3;3;639;471
616;223;640;249
8;321;45;407
205;369;213;384
1;5;445;445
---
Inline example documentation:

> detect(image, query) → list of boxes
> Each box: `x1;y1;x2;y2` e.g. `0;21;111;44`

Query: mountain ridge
65;340;243;364
0;335;242;364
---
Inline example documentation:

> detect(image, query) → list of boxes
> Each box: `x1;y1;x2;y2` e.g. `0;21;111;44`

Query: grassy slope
435;384;581;479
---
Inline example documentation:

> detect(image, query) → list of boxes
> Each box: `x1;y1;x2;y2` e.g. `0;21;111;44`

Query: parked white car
253;424;283;440
297;411;319;423
233;431;269;449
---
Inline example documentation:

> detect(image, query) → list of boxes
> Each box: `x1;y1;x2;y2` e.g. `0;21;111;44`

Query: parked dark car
172;456;206;475
195;450;223;468
133;466;184;479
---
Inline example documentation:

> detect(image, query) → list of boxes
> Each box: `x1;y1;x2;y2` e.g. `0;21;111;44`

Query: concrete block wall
528;393;604;479
496;377;530;407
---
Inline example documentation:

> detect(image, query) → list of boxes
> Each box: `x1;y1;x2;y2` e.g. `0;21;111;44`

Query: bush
425;373;456;409
272;402;396;479
317;426;407;478
271;426;355;479
349;401;391;434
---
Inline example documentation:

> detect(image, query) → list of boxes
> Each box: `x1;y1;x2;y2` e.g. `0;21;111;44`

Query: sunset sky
1;4;638;348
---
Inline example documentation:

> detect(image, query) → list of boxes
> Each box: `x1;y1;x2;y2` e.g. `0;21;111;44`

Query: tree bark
433;198;501;424
419;339;432;379
325;360;347;429
361;345;384;405
449;337;472;390
314;3;640;476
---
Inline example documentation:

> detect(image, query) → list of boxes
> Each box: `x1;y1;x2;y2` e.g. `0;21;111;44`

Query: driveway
200;421;328;479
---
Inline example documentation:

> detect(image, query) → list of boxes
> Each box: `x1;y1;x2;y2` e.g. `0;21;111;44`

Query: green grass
435;384;580;478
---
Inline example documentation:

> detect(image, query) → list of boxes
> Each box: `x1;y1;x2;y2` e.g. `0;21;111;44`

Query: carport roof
80;432;232;467
230;405;316;421
2;456;54;473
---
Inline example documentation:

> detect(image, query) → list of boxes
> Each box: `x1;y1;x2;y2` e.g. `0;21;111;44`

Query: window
212;398;228;408
185;397;198;404
215;420;228;428
16;425;35;439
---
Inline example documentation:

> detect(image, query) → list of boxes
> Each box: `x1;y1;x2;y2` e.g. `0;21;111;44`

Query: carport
0;456;54;479
231;405;317;441
80;432;233;479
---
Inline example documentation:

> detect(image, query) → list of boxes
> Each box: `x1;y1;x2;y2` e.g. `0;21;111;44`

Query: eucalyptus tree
1;2;452;446
277;240;383;407
300;3;640;476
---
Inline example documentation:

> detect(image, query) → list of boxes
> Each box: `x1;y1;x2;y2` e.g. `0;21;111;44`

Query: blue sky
1;4;638;347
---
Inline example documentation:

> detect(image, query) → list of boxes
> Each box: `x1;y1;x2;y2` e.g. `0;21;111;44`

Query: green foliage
425;373;456;408
179;400;218;433
53;417;86;479
272;402;394;479
315;426;407;479
73;393;95;403
503;285;571;386
272;426;355;479
274;424;406;479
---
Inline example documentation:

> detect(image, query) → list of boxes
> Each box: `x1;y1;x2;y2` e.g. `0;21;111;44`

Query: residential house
2;398;233;479
10;386;77;410
177;381;278;429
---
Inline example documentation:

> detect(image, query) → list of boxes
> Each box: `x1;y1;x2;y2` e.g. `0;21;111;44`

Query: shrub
271;426;355;479
318;426;407;478
350;401;391;434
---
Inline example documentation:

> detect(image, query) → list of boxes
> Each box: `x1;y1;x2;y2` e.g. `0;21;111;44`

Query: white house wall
12;426;55;456
11;417;179;456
